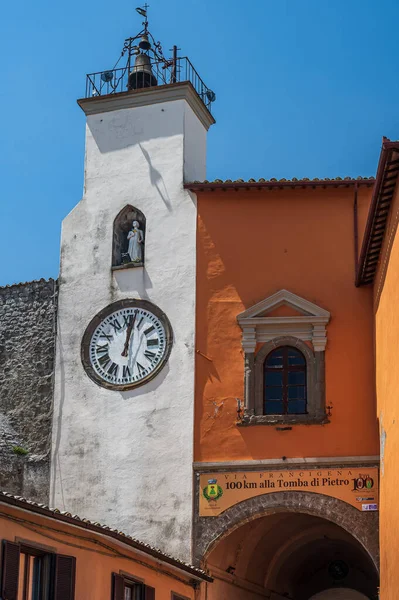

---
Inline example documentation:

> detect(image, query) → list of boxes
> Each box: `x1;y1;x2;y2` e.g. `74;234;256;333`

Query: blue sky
1;0;399;286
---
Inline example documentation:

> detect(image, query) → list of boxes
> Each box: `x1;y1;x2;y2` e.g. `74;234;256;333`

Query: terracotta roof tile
0;490;211;581
185;176;375;190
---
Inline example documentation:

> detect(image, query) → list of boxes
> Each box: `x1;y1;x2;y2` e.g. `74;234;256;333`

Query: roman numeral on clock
122;365;131;379
111;319;122;332
96;343;109;355
147;338;159;347
98;353;111;368
100;333;113;342
144;325;155;336
123;313;134;327
137;362;146;376
108;362;118;377
144;350;156;360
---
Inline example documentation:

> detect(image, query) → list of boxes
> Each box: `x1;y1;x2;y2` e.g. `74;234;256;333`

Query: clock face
81;299;173;390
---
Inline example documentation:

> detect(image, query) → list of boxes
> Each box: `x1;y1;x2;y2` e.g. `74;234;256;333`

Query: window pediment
237;289;330;353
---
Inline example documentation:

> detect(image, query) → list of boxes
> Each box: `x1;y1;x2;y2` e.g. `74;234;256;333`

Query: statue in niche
113;205;146;268
126;220;144;263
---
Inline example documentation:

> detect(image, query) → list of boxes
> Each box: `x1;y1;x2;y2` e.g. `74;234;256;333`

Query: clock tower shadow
120;362;170;400
113;267;153;295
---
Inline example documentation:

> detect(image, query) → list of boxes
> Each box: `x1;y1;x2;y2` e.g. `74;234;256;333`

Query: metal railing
85;56;215;112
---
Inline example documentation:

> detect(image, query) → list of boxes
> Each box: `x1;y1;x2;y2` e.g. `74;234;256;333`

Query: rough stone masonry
0;278;57;502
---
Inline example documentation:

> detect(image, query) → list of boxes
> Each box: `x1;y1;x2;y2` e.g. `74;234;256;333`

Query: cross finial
136;4;149;17
136;4;149;31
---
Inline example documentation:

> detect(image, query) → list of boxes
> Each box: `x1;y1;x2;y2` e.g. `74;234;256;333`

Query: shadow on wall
120;362;170;401
113;267;153;294
86;118;173;209
51;313;66;510
86;107;181;154
194;188;378;461
87;112;147;153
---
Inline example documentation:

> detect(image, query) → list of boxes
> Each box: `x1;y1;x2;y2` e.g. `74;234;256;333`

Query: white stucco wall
51;95;207;560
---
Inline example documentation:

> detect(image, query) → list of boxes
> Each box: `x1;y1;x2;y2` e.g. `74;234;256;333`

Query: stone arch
310;590;369;600
255;334;315;365
194;491;379;569
112;205;146;267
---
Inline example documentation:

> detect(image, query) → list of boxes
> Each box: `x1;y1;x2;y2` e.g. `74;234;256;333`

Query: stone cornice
237;289;330;320
237;289;330;352
193;456;380;470
77;81;215;131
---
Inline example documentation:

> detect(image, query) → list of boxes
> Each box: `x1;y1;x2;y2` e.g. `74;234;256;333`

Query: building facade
3;13;399;600
0;490;210;600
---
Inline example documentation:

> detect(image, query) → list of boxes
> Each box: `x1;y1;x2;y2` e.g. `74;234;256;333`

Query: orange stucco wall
374;181;399;599
195;186;379;462
0;503;197;600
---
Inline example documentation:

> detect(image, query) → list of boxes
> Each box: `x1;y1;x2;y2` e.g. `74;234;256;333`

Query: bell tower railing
84;56;215;113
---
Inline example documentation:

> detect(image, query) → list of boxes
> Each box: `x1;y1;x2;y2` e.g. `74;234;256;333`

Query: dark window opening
18;548;51;600
112;572;154;600
264;346;307;415
123;582;142;600
1;540;76;600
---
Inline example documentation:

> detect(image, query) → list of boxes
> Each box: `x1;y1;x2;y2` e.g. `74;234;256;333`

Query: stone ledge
111;262;144;271
237;414;329;426
77;81;215;131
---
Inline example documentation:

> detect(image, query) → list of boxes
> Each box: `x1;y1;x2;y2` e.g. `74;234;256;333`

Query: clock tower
51;10;214;561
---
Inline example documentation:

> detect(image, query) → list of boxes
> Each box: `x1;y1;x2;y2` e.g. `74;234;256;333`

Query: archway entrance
204;512;378;600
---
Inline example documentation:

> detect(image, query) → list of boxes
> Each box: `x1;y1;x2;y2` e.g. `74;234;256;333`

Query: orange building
0;491;211;600
186;176;381;600
359;139;399;600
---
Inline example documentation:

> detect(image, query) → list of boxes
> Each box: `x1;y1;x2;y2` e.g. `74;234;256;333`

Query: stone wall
0;278;57;502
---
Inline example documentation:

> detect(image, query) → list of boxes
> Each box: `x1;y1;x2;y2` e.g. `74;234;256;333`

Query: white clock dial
82;300;172;390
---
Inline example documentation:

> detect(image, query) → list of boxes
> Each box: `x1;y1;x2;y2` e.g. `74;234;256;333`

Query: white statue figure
127;221;144;263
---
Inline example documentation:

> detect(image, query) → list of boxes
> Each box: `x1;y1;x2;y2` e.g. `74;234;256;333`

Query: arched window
264;346;307;415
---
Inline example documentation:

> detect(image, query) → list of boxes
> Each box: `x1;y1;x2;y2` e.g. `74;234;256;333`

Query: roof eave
0;492;212;583
356;138;399;287
184;178;375;192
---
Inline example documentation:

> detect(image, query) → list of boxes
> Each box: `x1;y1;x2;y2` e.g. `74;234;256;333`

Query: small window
18;548;51;600
112;573;154;600
264;346;307;415
1;540;75;600
123;582;141;600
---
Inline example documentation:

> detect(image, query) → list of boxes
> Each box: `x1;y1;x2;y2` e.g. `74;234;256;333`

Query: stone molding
193;456;380;470
193;489;379;569
237;291;330;425
240;335;327;425
77;81;215;131
237;289;330;353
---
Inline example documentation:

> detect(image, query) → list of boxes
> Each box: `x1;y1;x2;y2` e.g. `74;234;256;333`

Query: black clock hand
121;312;137;357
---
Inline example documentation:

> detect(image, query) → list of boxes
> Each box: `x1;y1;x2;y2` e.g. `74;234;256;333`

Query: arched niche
112;205;146;268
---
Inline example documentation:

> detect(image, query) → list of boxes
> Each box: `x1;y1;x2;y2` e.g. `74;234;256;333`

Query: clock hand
121;312;137;357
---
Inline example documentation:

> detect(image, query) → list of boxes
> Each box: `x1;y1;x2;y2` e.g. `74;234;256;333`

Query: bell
128;53;158;90
138;34;151;50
